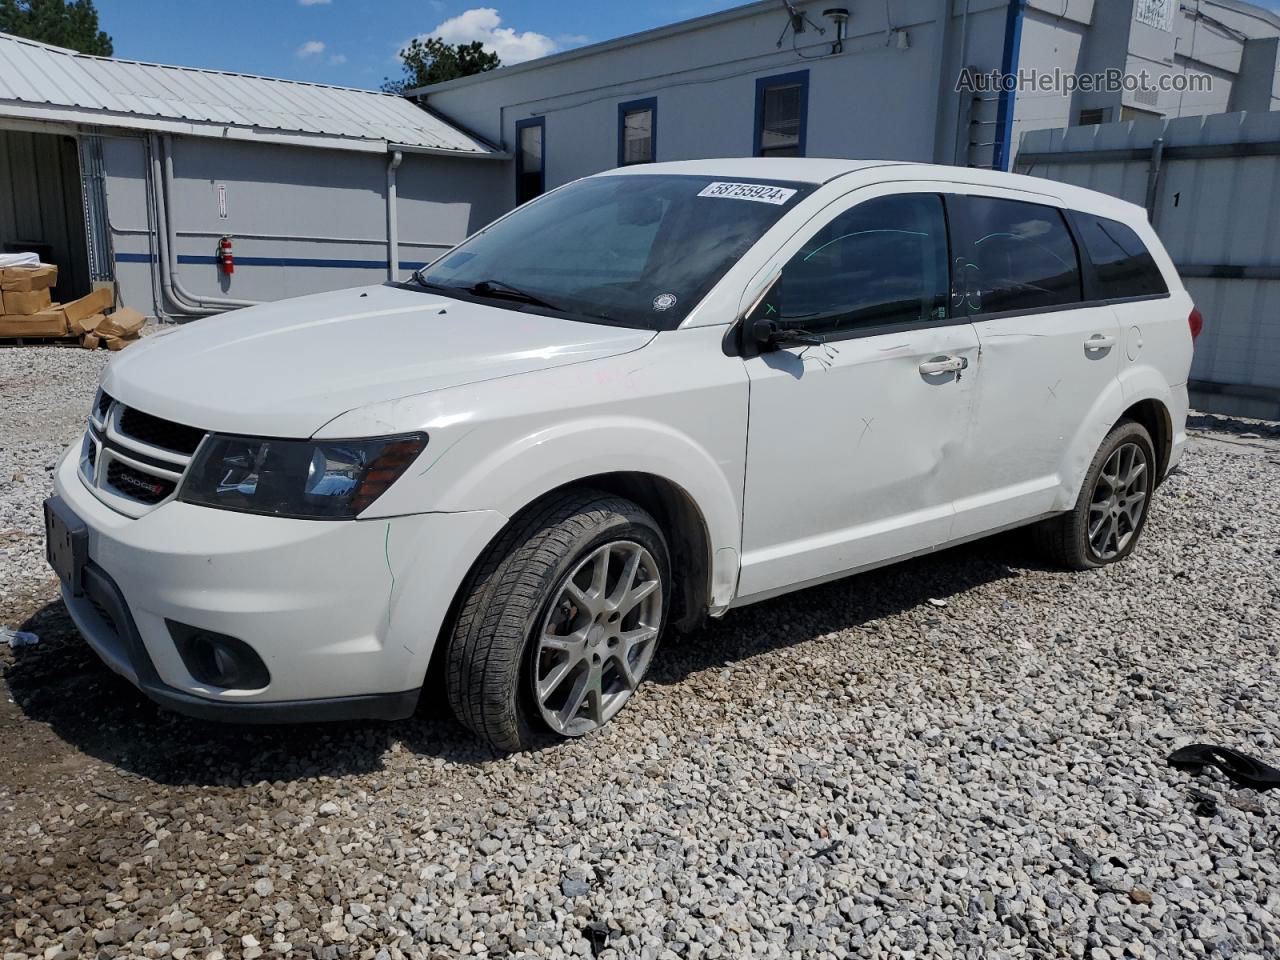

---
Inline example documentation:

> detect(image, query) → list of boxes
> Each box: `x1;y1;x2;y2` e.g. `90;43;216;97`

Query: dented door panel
737;323;981;602
951;304;1123;540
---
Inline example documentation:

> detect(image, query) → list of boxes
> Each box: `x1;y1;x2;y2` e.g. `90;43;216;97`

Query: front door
737;189;980;602
943;192;1122;540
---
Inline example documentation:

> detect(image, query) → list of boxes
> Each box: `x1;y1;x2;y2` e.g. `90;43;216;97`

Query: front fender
425;415;741;546
376;415;743;606
320;326;751;609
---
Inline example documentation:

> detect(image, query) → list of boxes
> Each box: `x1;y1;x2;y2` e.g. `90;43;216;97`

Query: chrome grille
80;390;207;517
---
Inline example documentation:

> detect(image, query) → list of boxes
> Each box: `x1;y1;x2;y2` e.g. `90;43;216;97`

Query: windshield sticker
652;293;678;312
697;182;798;205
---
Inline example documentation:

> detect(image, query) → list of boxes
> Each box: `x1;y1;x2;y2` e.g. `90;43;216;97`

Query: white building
0;32;507;319
411;0;1280;208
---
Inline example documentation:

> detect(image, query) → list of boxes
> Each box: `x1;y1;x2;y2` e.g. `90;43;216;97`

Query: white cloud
296;40;326;57
328;53;347;65
425;7;557;64
298;0;330;5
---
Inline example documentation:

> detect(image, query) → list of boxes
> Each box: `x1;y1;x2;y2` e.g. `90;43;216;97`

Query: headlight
179;434;427;519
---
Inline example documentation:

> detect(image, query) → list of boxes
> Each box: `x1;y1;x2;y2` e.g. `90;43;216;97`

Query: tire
445;488;670;752
1032;418;1157;570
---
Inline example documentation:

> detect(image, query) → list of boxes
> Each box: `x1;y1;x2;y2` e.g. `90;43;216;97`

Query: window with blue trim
617;97;657;166
754;71;808;157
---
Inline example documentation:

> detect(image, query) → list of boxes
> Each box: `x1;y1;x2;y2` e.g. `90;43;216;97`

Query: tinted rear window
948;195;1082;316
1073;213;1169;300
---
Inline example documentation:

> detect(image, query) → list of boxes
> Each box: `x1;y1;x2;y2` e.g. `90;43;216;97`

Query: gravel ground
2;343;1279;960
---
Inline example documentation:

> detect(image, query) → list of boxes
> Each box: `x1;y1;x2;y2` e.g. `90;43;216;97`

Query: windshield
416;174;814;330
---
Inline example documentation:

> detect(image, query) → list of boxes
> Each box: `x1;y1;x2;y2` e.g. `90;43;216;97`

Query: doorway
0;129;92;305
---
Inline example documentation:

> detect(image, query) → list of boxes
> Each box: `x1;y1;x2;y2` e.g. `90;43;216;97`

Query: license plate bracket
44;496;88;597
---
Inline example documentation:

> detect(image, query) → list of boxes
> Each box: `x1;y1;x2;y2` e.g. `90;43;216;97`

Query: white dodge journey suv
47;159;1197;750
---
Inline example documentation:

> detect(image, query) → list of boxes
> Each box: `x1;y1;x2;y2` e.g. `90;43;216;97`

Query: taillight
1188;306;1204;341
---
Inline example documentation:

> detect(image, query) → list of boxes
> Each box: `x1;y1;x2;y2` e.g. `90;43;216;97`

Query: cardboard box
0;264;57;292
63;287;113;325
82;333;101;349
0;309;69;338
68;312;105;337
105;336;134;352
1;287;53;316
97;307;145;339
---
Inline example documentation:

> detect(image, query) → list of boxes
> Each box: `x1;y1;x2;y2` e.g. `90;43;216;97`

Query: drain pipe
156;134;258;312
140;136;174;323
1144;136;1165;225
951;0;973;165
148;136;218;317
386;149;403;282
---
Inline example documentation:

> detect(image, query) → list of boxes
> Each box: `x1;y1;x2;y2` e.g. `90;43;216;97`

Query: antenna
823;8;850;53
775;0;826;49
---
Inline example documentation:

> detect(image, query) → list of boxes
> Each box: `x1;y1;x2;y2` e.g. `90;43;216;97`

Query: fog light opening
168;620;271;691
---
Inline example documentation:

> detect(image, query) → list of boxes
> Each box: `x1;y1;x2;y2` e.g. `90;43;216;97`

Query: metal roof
0;32;495;156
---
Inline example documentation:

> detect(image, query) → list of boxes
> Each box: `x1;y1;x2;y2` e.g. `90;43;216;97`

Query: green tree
0;0;113;55
382;36;499;94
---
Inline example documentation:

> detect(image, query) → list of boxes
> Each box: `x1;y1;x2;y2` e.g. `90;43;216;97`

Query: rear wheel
1032;419;1156;570
445;489;669;752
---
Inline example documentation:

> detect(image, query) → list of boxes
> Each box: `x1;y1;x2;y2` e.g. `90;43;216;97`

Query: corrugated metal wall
100;134;509;318
1017;111;1280;419
0;129;90;304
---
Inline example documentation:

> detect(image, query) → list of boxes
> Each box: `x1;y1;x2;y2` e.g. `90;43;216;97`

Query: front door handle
1084;334;1117;351
919;355;968;375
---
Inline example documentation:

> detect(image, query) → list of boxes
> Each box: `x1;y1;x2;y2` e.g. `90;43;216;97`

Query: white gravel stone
1;344;1278;959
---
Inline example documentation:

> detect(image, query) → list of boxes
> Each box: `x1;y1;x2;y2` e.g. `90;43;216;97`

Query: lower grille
88;596;119;639
106;460;176;505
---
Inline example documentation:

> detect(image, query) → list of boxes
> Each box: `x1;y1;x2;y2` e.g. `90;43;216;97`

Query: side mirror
744;314;781;353
741;315;825;355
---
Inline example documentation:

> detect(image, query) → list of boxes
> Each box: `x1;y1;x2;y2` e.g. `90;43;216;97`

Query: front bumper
52;445;507;721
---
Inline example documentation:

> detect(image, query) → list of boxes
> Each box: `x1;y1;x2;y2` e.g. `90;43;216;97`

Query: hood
102;284;655;437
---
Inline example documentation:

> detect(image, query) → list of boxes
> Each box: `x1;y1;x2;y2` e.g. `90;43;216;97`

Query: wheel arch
448;472;715;640
1118;397;1173;485
568;472;713;635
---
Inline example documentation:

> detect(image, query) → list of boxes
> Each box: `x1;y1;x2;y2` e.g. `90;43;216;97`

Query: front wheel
445;489;670;752
1032;418;1157;570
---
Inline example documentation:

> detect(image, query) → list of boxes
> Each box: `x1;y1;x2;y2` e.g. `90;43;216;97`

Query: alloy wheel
1087;441;1149;561
533;540;663;737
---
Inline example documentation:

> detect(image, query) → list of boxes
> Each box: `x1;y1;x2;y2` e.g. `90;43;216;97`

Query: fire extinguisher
218;235;235;275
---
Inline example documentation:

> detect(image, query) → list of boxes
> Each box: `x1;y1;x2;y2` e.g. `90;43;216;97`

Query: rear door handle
919;355;968;375
1084;334;1116;351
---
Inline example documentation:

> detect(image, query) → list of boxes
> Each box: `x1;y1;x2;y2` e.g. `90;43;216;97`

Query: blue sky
92;0;1280;91
93;1;747;90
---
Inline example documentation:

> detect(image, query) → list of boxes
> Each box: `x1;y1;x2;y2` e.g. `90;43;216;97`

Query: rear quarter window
1072;213;1169;300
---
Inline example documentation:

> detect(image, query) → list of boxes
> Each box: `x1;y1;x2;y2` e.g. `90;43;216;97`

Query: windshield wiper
408;273;619;324
464;279;561;310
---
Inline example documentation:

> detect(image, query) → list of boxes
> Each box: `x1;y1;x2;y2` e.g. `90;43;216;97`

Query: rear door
946;192;1123;540
737;187;981;601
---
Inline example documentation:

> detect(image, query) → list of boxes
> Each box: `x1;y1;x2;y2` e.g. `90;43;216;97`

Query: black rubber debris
1188;789;1219;819
1168;743;1280;791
